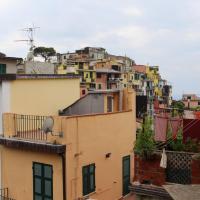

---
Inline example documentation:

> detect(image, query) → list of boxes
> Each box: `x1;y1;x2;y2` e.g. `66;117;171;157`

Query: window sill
81;191;96;199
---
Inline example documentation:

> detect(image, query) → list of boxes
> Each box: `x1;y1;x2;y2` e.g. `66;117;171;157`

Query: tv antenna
15;25;40;61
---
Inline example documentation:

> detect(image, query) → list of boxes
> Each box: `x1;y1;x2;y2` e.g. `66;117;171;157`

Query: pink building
182;94;200;108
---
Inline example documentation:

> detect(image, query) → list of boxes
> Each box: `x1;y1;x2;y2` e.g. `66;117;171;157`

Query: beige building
0;89;136;200
0;74;80;132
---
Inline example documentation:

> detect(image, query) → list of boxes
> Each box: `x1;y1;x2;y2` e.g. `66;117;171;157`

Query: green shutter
33;162;53;200
82;163;95;196
0;64;6;74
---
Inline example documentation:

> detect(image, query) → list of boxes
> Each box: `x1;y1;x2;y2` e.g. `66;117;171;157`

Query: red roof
133;65;146;73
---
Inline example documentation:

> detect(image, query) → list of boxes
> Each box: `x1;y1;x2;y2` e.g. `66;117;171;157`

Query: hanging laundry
169;118;182;139
154;115;168;142
160;148;167;168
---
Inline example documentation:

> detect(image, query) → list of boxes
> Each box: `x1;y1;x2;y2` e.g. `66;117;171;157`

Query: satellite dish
42;117;54;134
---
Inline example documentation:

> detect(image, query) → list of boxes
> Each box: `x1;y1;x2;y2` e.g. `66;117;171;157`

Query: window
98;84;102;89
33;162;53;200
63;65;67;70
107;96;113;112
97;73;101;78
82;164;95;196
0;64;6;74
63;55;66;59
82;90;86;95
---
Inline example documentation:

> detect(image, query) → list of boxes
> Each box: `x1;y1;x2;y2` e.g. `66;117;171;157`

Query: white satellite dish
42;117;54;134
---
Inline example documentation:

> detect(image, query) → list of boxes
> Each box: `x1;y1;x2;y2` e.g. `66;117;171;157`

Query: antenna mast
15;25;40;61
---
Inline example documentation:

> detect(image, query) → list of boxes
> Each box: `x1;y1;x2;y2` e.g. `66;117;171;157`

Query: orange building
0;89;136;200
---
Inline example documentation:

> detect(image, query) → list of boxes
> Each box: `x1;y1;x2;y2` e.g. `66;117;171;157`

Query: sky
1;0;200;99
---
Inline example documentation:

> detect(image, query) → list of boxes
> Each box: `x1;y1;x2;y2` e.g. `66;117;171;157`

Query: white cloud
121;7;142;17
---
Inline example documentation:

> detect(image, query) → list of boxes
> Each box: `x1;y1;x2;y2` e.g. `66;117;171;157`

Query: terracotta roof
133;65;146;73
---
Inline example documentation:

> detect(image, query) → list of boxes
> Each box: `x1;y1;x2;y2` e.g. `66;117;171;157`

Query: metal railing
14;114;47;141
0;188;15;200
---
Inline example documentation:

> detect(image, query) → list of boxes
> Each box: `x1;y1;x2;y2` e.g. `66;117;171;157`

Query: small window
33;162;53;200
124;84;127;88
63;56;66;59
98;84;102;90
82;90;86;95
63;65;67;70
82;164;95;196
97;73;101;78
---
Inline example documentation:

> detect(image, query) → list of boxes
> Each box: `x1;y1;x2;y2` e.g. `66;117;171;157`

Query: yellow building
146;66;160;96
0;74;80;132
0;89;136;200
57;63;79;75
77;62;96;89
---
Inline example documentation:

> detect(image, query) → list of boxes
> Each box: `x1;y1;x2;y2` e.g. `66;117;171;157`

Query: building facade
0;89;136;200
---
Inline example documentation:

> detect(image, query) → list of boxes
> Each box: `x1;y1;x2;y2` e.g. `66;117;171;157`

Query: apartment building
0;88;136;200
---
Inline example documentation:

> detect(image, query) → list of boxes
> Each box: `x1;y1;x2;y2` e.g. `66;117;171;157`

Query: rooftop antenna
15;25;40;61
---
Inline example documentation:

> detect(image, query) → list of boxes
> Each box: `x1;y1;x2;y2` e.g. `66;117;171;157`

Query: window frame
82;163;96;196
33;162;53;200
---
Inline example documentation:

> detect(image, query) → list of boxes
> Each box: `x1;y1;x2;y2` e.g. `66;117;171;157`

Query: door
122;155;130;196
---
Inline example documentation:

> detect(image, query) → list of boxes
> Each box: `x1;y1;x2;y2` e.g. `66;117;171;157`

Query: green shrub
134;117;156;159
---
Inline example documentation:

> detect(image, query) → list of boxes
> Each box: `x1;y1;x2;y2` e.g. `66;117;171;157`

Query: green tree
134;117;156;159
171;100;185;115
33;47;56;61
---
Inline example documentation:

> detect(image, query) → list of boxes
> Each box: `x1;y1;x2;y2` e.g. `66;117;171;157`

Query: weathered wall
134;154;166;186
24;61;55;74
62;93;104;115
9;78;80;115
63;110;136;200
191;158;200;184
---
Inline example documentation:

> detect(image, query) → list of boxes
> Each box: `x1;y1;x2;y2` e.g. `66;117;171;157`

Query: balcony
0;113;66;154
85;78;91;83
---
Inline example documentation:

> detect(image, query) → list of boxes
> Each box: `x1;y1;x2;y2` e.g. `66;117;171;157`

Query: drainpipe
59;152;66;200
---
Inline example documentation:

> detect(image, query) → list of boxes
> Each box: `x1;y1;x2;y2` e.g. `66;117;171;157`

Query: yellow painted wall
1;147;63;200
10;78;80;115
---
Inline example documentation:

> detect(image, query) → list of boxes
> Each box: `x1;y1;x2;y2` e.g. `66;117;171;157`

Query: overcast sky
1;0;200;98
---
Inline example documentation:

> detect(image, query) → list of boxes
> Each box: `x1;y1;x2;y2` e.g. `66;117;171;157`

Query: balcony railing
13;114;48;141
0;188;15;200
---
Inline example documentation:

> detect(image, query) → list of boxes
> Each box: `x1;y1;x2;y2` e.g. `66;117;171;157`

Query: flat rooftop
0;74;81;81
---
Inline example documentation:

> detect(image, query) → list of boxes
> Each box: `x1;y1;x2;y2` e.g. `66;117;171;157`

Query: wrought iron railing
14;114;48;141
0;188;15;200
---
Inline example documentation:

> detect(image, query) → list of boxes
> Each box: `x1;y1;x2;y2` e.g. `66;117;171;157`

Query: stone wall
134;154;166;186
